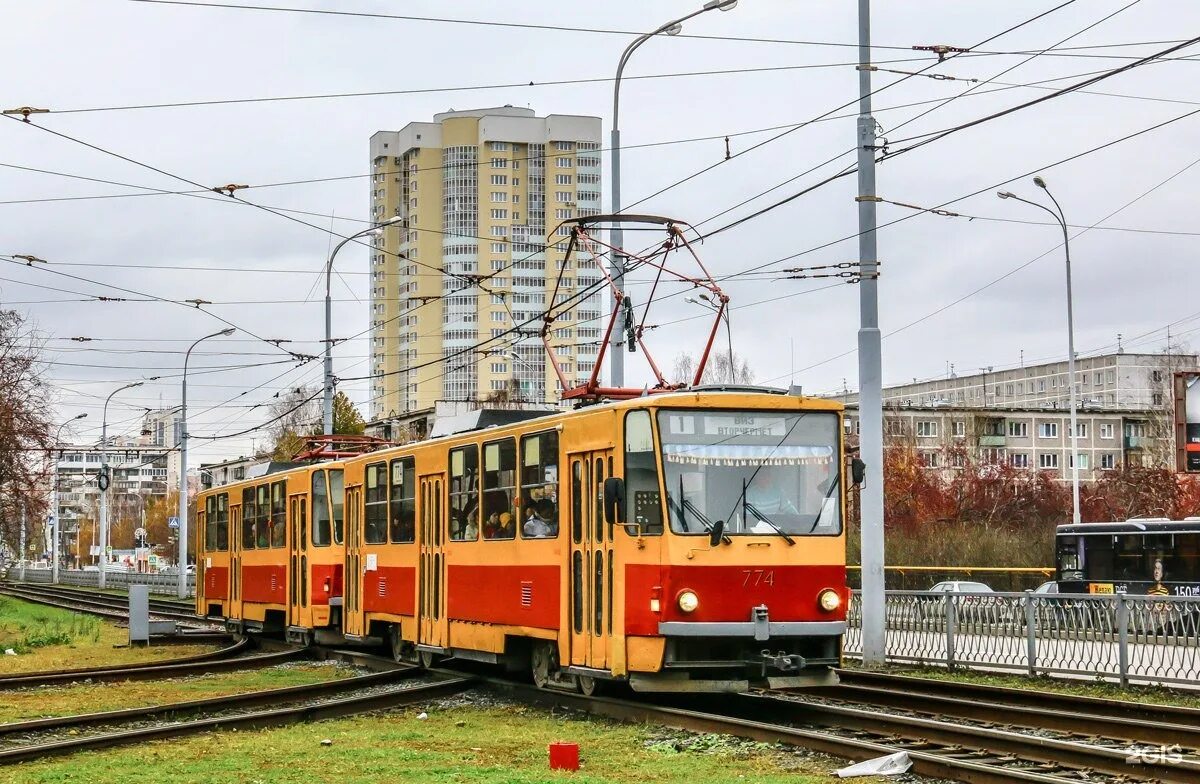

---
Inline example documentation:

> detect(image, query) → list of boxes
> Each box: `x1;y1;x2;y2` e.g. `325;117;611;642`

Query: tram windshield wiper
742;500;796;546
801;474;841;535
668;477;731;544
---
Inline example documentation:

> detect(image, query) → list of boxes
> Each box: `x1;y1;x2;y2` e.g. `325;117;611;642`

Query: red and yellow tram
197;390;851;692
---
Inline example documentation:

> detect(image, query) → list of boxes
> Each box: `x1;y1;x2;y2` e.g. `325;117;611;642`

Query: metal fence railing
16;568;195;598
844;590;1200;687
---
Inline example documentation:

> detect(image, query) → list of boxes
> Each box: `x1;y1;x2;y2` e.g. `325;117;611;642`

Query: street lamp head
74;413;88;420
379;216;404;225
704;0;737;9
664;22;683;35
219;328;236;337
996;191;1015;200
1033;176;1047;190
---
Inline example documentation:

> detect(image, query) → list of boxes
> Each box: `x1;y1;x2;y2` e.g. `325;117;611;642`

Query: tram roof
1057;519;1200;535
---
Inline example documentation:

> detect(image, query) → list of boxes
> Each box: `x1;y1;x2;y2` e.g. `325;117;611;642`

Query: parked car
918;581;999;622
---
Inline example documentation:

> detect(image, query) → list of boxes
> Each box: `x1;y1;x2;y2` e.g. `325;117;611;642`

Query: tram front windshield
657;409;840;536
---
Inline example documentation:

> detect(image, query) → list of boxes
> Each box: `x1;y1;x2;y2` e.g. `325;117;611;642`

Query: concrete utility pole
18;504;26;581
856;0;886;667
180;329;235;598
610;0;737;388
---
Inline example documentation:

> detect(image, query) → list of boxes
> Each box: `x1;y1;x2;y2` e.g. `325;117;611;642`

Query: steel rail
822;671;1200;748
0;674;472;765
6;582;196;612
478;679;1092;784
0;644;302;690
0;585;203;625
0;636;248;687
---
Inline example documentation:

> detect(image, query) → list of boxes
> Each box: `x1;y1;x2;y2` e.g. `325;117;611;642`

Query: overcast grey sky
4;0;1198;462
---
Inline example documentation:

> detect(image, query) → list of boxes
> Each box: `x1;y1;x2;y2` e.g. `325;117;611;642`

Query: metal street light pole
610;0;737;388
997;179;1081;523
100;382;143;589
179;328;235;598
324;218;403;435
51;413;87;584
856;0;886;667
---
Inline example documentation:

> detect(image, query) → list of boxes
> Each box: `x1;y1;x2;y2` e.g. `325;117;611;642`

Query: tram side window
205;496;218;551
330;469;345;545
482;439;517;540
1084;537;1115;581
242;487;257;549
1166;533;1200;584
312;471;331;546
520;431;559;539
216;493;228;550
271;481;286;548
389;457;416;543
256;485;270;548
624;410;663;534
449;446;479;541
364;462;388;545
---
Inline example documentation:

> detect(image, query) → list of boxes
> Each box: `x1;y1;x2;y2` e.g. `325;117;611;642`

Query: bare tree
671;350;754;386
0;310;52;559
266;386;321;460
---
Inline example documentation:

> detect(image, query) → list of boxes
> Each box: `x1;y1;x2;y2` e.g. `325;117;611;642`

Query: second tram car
196;389;851;692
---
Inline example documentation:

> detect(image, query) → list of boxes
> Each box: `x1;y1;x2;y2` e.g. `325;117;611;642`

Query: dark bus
1055;519;1200;597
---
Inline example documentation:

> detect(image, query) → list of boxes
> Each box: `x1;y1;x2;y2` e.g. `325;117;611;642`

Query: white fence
18;568;195;597
844;589;1200;687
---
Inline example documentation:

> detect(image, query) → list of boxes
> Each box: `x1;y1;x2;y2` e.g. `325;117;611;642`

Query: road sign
105;545;112;556
168;516;180;529
89;545;100;556
134;527;146;539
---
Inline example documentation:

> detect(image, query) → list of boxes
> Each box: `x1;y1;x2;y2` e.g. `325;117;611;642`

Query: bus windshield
657;409;841;536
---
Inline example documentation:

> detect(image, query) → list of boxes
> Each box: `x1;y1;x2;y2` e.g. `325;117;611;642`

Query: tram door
287;492;308;629
343;485;365;637
417;473;446;652
228;502;243;621
568;450;614;670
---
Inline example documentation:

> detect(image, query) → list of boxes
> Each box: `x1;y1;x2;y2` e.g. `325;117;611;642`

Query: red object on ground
549;742;580;771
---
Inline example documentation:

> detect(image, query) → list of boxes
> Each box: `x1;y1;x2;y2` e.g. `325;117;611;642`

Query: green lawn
0;662;357;724
0;595;219;673
11;701;848;783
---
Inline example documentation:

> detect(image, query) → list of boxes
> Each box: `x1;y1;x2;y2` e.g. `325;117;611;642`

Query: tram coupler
760;650;807;674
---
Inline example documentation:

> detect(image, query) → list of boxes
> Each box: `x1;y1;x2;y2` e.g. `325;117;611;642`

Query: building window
555;157;573;168
1070;423;1088;439
1100;453;1116;469
1068;453;1089;469
1038;422;1058;438
491;191;508;202
1125;422;1146;438
490;141;510;151
491;242;507;253
1099;423;1114;439
490;208;508;219
920;451;939;468
916;421;937;438
1008;421;1028;437
554;174;573;185
952;421;965;438
491;158;508;168
1038;380;1046;392
1039;453;1059;469
490;175;508;185
1010;453;1029;468
1094;372;1102;385
1153;393;1164;406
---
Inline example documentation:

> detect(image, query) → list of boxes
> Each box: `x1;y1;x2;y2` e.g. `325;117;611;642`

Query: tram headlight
818;589;841;612
677;590;699;613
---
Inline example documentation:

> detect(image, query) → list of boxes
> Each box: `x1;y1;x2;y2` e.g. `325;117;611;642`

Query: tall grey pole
18;504;26;581
856;0;887;667
51;414;86;584
180;329;235;598
609;1;735;388
324;223;394;435
100;382;142;589
996;182;1080;523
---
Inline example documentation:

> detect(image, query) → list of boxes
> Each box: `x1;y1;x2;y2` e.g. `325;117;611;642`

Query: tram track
0;584;204;627
0;639;305;690
0;662;472;765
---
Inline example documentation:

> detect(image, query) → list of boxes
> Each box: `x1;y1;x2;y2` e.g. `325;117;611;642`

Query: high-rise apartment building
368;107;604;419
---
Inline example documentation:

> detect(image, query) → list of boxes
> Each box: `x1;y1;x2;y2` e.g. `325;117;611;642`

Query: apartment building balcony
978;435;1007;447
1124;436;1146;450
